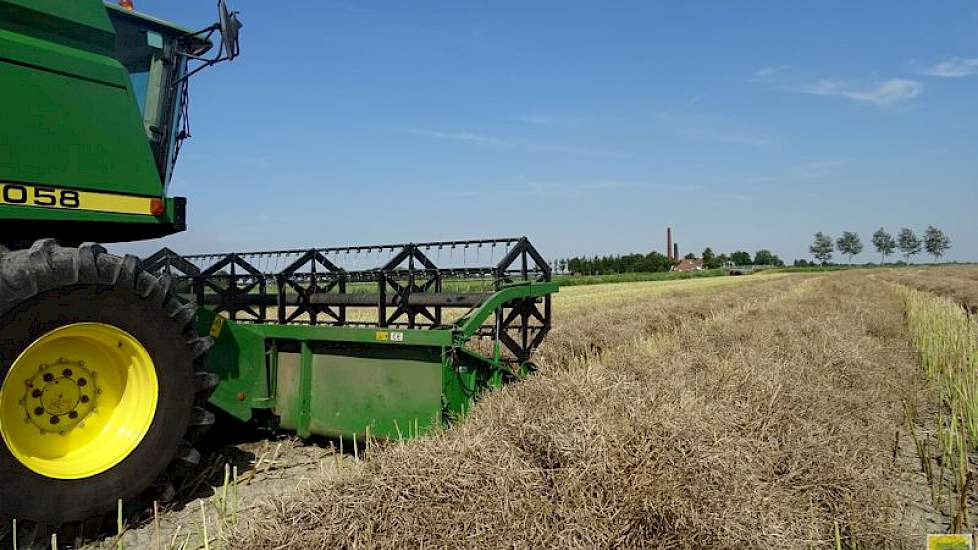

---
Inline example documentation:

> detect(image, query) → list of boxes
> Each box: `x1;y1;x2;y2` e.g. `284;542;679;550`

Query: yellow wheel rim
0;323;158;479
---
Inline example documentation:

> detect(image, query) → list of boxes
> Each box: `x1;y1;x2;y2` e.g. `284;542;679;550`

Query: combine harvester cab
144;237;557;440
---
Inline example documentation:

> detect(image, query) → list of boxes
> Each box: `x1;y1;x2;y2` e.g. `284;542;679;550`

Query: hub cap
0;323;159;479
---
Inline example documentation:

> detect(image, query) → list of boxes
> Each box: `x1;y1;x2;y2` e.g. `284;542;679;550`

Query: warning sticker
209;315;226;338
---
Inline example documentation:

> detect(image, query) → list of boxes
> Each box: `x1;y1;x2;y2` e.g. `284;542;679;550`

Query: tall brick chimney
667;227;673;260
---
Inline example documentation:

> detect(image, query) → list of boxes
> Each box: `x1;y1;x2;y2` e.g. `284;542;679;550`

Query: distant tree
923;225;951;262
871;228;896;264
716;253;730;267
730;250;752;266
809;232;834;265
835;231;863;265
684;253;696;260
793;259;811;267
702;247;721;269
635;251;673;272
563;249;676;275
753;249;779;266
897;228;922;264
566;257;581;274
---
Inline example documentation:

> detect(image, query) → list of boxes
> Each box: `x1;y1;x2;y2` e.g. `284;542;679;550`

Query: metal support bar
297;341;312;438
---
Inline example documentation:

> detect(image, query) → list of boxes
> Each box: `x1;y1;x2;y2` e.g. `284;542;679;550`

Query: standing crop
901;285;978;530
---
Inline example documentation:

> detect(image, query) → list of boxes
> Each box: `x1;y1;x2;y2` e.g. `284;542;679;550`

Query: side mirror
174;0;241;84
218;0;242;61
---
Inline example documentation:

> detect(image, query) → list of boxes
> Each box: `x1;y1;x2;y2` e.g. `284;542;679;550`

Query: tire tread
0;240;215;549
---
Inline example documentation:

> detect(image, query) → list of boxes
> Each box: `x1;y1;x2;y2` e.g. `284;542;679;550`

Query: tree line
556;247;784;275
807;226;951;265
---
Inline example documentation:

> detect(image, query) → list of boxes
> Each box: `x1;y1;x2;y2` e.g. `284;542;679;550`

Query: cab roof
104;2;212;55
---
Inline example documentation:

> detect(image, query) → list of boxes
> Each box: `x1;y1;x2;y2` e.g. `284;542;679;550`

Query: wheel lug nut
34;407;44;416
43;373;53;382
78;378;87;387
62;368;73;377
31;389;42;398
49;416;59;425
68;411;78;419
80;395;90;404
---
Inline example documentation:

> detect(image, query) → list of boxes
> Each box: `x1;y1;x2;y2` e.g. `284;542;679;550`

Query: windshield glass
129;71;149;114
108;12;187;189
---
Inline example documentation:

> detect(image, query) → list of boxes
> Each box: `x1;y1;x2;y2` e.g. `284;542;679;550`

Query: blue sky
122;0;978;264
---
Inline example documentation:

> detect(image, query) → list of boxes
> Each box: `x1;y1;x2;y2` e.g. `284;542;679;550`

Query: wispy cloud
655;112;772;147
227;154;274;171
795;78;922;105
522;180;693;199
444;180;693;200
711;192;754;203
401;128;628;157
793;160;844;179
752;65;787;80
516;115;591;128
678;127;771;147
522;142;629;158
442;180;632;200
404;129;509;145
923;57;978;77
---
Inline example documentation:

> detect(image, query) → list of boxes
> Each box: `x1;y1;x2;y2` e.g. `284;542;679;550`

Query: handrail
456;281;558;340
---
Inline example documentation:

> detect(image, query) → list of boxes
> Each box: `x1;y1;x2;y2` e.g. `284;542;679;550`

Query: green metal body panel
0;1;117;55
276;346;444;438
0;3;160;194
0;0;208;244
197;282;557;441
195;308;271;422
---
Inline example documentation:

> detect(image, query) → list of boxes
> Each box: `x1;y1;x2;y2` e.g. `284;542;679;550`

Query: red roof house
671;258;705;272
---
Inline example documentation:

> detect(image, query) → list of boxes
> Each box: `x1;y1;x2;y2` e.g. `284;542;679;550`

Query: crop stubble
234;271;932;549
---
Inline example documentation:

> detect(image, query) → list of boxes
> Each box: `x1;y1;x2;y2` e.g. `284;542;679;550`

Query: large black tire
0;240;215;548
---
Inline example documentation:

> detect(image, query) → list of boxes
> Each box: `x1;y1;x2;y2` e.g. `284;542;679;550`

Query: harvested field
553;272;784;311
86;274;783;549
83;269;977;549
228;271;938;549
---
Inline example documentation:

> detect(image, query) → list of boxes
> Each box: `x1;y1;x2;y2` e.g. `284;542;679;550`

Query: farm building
672;258;705;272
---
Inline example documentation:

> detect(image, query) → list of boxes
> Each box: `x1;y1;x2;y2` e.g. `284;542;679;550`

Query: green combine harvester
0;1;556;546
